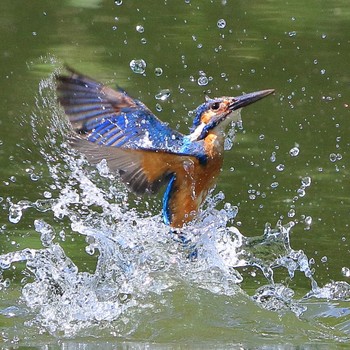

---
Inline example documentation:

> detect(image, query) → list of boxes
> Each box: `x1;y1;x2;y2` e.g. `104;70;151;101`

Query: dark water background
1;0;350;348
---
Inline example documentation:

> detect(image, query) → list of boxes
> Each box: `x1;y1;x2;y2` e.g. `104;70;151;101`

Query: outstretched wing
57;68;208;197
56;67;184;152
70;137;199;195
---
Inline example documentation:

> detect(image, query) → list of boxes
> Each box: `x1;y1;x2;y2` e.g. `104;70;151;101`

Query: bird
56;67;274;229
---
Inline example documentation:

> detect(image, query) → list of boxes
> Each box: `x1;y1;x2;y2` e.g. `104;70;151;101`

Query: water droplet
301;176;311;187
224;137;233;150
34;199;53;212
0;258;11;270
85;245;96;255
217;19;226;29
288;31;296;37
30;173;40;181
270;152;276;162
321;256;327;263
288;209;295;218
154;67;163;76
114;0;122;5
321;33;327;39
297;188;305;197
43;191;52;199
136;25;144;33
320;69;326;75
341;267;350;278
129;59;146;74
329;153;337;162
8;204;23;224
259;134;265;140
155;103;162;112
276;164;285;172
197;76;208;86
322;96;333;101
305;216;312;226
155;89;171;101
289;146;300;157
270;182;279;188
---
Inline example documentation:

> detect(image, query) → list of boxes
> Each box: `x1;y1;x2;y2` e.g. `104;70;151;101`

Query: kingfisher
57;68;274;228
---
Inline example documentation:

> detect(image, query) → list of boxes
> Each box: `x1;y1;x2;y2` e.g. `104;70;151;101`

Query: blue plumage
57;67;274;228
162;174;176;226
57;69;186;154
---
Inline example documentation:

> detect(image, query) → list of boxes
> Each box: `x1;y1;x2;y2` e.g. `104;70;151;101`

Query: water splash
1;70;350;341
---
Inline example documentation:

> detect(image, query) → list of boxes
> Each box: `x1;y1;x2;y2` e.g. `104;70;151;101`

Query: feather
70;137;196;196
57;68;183;153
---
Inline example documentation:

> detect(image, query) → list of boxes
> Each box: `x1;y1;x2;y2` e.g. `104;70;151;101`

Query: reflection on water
1;72;350;345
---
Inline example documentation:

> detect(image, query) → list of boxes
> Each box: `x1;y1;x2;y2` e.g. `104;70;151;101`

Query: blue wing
56;68;210;197
57;67;184;152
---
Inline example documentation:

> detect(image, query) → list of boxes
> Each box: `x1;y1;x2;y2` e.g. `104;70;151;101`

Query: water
155;89;171;101
129;59;147;75
1;72;350;347
1;0;350;347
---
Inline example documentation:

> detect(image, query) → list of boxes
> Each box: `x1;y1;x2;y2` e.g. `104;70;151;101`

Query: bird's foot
169;229;198;261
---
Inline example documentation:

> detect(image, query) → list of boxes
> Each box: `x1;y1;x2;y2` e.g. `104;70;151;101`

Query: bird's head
189;89;275;141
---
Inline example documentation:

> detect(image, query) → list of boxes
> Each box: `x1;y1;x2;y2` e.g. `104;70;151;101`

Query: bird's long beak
229;89;275;111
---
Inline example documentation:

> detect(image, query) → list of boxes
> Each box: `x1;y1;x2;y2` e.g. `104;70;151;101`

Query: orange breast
168;133;224;228
135;133;224;228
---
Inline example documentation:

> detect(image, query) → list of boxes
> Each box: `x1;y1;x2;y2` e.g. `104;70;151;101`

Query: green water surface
0;0;350;348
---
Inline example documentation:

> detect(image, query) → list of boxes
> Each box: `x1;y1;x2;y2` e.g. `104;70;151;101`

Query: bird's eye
211;102;220;110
